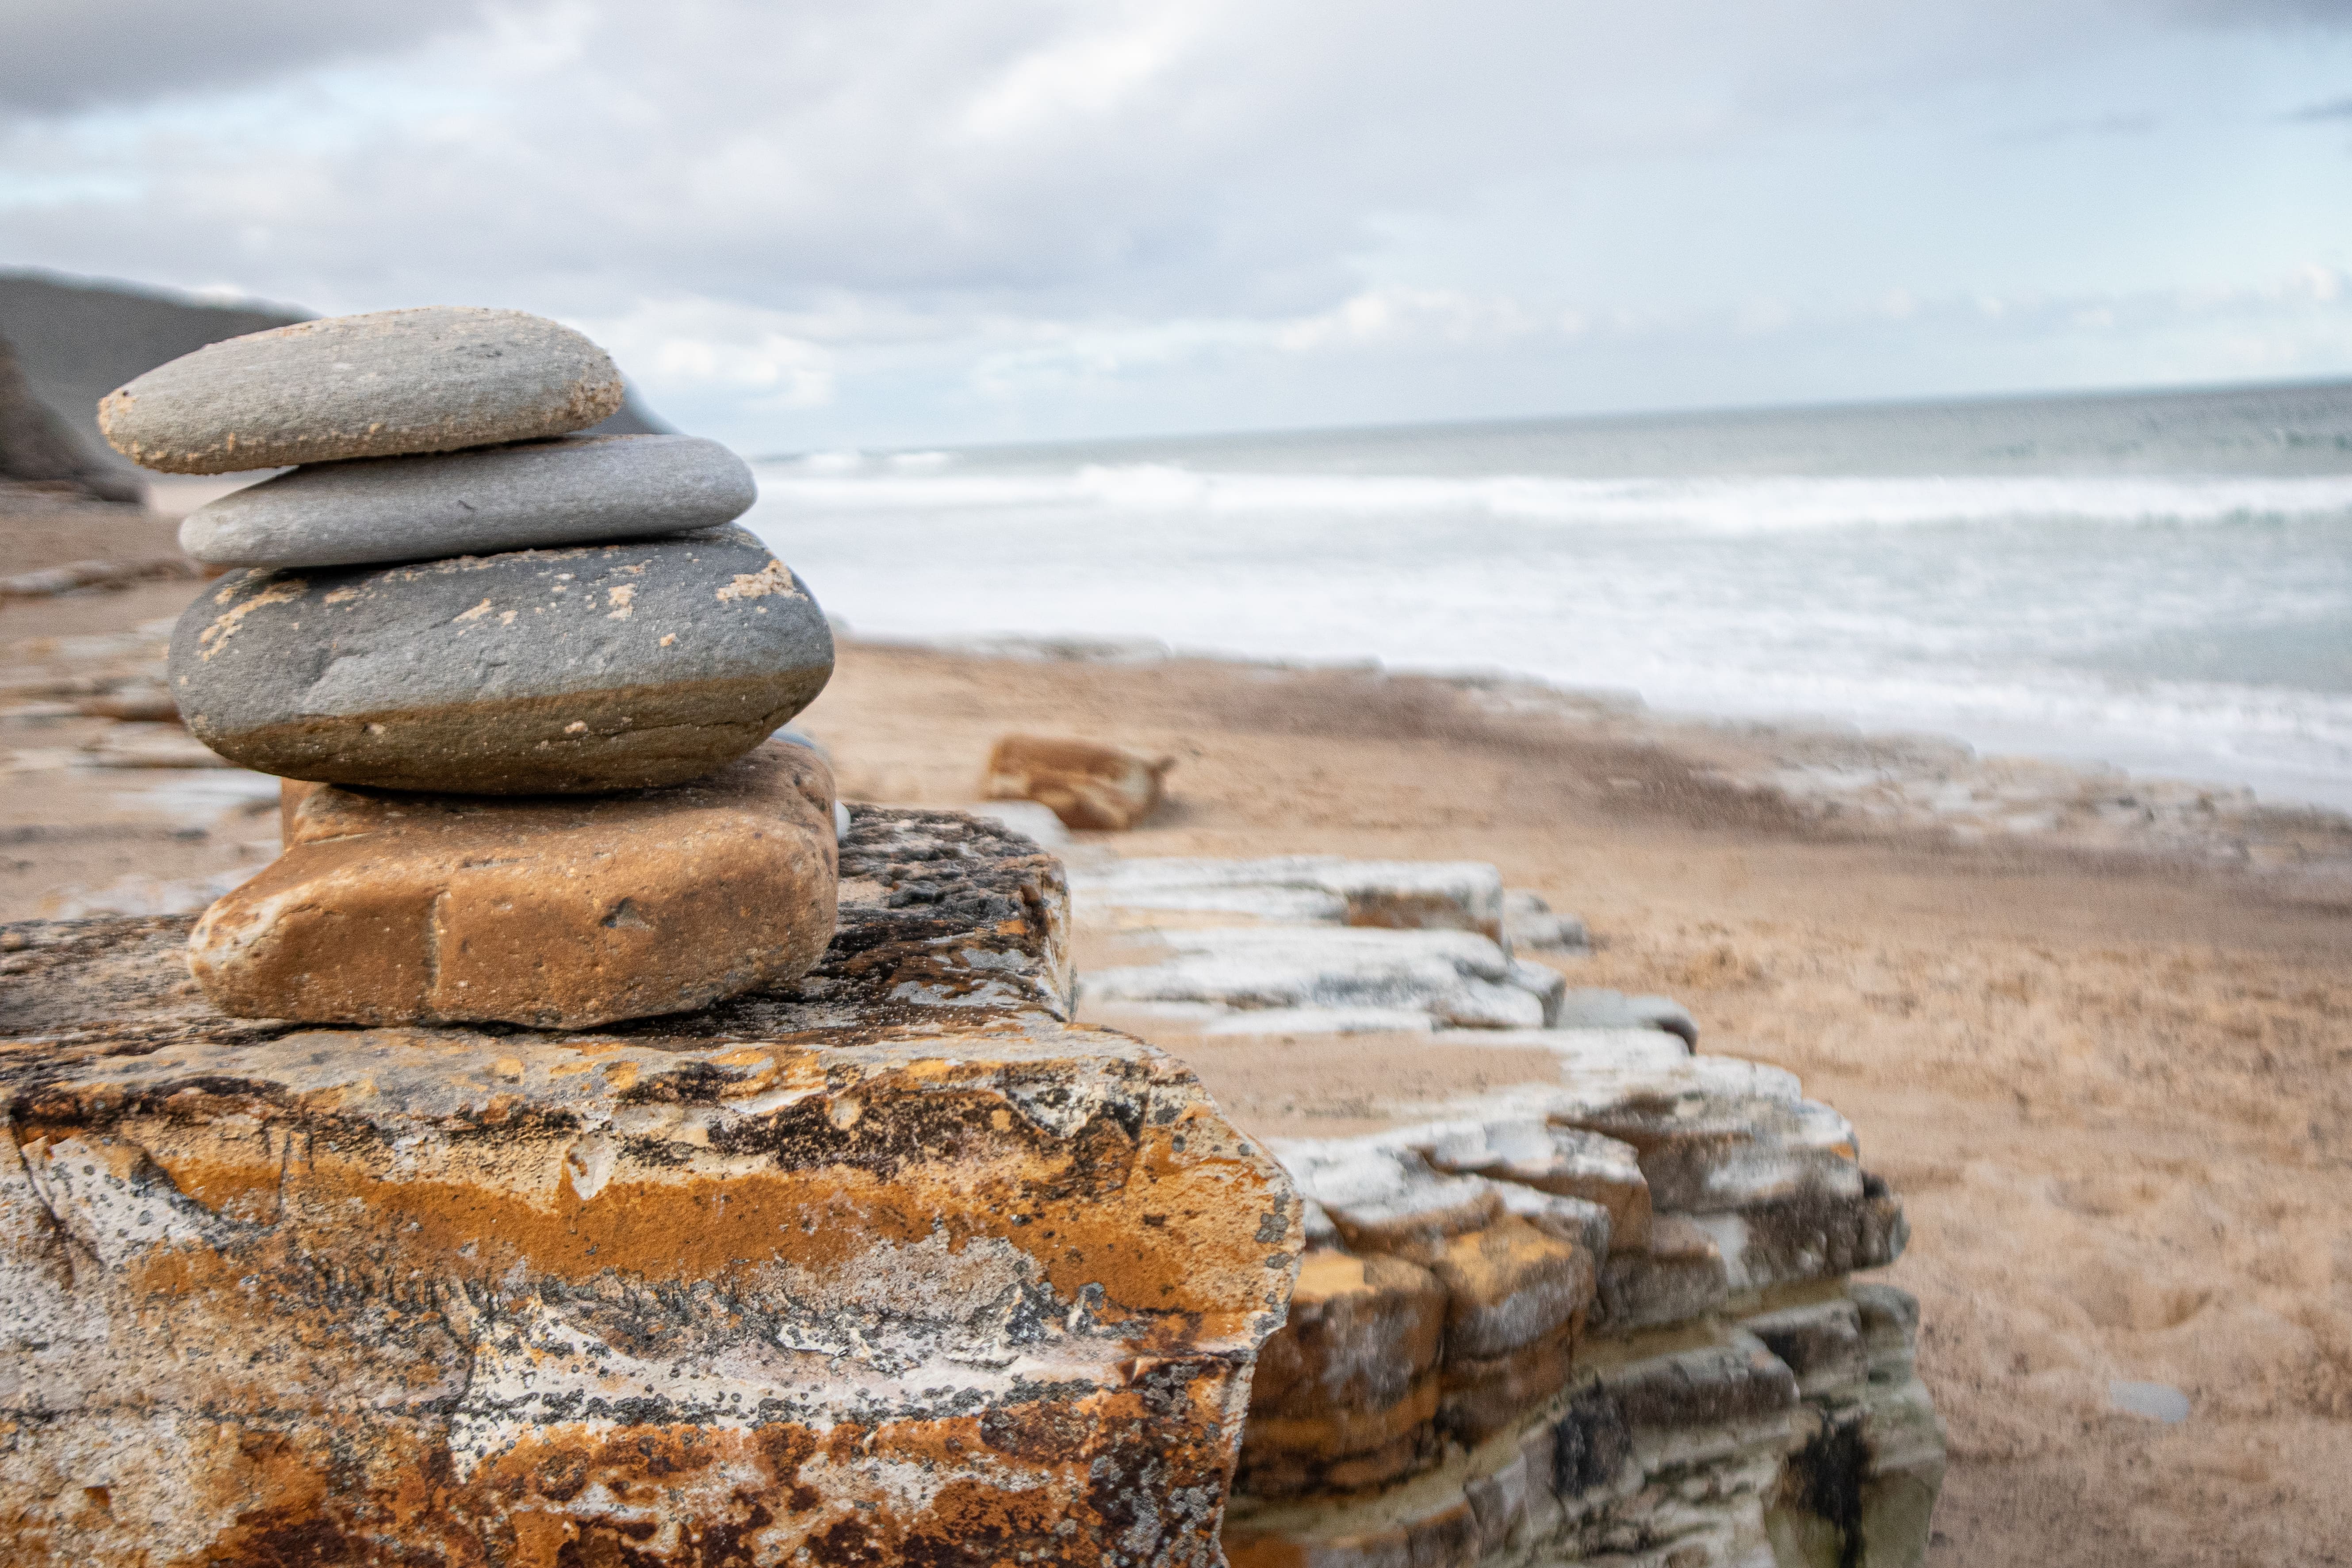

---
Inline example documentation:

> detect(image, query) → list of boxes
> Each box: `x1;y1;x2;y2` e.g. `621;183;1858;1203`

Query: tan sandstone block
1250;1251;1449;1417
1440;1321;1581;1445
191;740;836;1027
1425;1215;1596;1361
983;732;1175;830
1240;1251;1448;1497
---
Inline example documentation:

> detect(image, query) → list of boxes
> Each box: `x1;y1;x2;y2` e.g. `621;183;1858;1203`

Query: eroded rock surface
0;809;1298;1567
188;741;839;1028
1224;1058;1936;1568
1070;850;1939;1565
169;526;833;793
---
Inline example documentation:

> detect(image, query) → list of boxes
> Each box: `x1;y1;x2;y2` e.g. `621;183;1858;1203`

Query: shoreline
856;629;2352;891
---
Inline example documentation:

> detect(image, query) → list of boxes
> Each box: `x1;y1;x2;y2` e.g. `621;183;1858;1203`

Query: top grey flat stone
179;434;758;567
99;307;625;474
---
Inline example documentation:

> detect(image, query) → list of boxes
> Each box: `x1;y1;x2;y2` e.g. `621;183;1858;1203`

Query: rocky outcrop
1073;852;1942;1567
1215;1049;1936;1568
0;331;140;504
0;809;1300;1568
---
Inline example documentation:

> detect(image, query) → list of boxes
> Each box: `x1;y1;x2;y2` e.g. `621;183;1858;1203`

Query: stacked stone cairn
100;307;839;1027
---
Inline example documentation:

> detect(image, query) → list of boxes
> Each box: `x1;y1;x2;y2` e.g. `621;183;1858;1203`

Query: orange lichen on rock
0;808;1299;1568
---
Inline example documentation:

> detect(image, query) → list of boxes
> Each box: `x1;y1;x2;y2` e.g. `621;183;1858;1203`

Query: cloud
0;2;2206;311
2284;95;2352;120
0;0;499;118
2;0;2346;444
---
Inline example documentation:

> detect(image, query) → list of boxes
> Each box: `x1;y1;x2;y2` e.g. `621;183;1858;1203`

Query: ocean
740;381;2352;812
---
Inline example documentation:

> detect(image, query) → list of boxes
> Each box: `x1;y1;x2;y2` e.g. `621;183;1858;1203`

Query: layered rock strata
1074;853;1944;1566
1224;1076;1936;1568
1072;858;1672;1039
0;809;1302;1567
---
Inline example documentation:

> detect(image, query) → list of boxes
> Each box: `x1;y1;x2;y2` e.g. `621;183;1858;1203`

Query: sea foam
747;387;2352;810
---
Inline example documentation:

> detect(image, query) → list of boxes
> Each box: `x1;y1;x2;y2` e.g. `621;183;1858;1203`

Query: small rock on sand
983;732;1173;830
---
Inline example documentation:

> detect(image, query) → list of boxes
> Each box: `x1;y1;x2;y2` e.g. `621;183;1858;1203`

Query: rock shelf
0;809;1300;1567
1226;1081;1938;1568
1072;853;1945;1567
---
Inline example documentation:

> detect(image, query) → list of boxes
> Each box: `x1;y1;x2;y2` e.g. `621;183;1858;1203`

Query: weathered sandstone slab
170;525;832;793
189;741;838;1027
984;733;1174;830
99;307;624;474
1073;856;1508;943
1225;1051;1933;1566
1418;1118;1653;1253
0;809;1299;1567
1080;926;1566;1033
179;434;758;567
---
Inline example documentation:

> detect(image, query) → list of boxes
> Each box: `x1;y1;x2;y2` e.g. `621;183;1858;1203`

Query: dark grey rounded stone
169;526;833;794
100;307;624;474
179;434;758;567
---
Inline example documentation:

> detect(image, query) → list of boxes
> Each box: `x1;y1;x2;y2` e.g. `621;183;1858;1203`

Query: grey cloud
2284;95;2352;120
0;0;2187;318
0;0;2339;451
0;0;497;117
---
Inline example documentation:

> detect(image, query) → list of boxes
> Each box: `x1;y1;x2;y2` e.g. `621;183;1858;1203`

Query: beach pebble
189;742;837;1028
179;434;757;567
169;525;832;794
99;307;624;474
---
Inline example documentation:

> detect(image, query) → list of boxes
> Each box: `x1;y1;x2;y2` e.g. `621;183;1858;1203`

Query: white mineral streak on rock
1073;855;1508;941
1080;926;1557;1030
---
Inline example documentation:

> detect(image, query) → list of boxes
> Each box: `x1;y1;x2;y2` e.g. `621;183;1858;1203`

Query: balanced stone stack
100;307;838;1027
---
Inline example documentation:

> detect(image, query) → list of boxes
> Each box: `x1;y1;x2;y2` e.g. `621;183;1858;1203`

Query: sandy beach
5;521;2350;1565
804;642;2352;1568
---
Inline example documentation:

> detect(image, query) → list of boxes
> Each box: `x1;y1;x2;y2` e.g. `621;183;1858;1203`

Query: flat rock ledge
0;809;1302;1568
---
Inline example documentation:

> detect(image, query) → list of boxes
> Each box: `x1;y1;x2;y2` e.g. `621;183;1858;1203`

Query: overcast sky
4;0;2350;449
